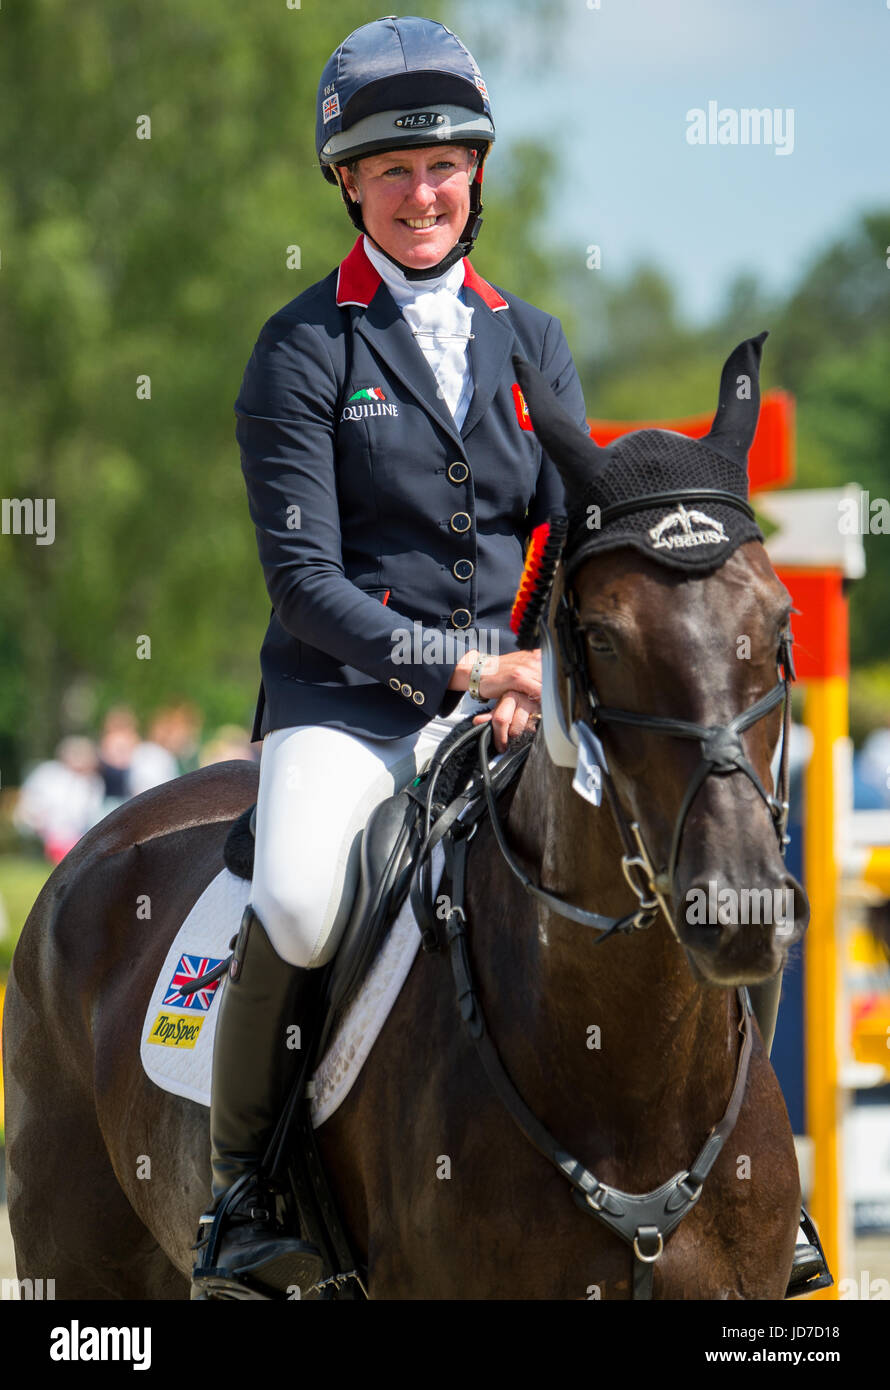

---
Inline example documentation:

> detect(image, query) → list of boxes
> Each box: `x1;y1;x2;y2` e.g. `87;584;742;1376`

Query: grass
0;854;52;1144
0;853;53;974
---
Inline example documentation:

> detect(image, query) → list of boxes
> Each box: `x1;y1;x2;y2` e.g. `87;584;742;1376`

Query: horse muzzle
674;870;808;986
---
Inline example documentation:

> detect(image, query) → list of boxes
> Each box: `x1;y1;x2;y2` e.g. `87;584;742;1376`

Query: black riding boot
749;972;833;1298
190;905;324;1300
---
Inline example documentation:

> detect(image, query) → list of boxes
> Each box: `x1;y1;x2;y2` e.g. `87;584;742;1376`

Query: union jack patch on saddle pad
162;954;224;1012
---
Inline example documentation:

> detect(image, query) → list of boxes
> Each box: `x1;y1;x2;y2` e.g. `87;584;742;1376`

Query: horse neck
493;735;738;1126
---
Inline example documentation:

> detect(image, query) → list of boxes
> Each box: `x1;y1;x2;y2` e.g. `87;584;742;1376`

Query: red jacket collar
335;235;509;312
462;257;509;311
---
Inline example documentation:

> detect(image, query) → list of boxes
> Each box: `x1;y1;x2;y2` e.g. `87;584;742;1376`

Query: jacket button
450;608;472;628
450;511;471;533
447;461;470;484
400;683;413;697
412;690;425;705
453;558;474;581
389;677;401;691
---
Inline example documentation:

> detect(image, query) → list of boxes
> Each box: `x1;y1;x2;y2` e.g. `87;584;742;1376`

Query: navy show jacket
237;234;588;742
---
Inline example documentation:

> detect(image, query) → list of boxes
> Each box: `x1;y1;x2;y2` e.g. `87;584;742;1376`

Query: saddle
219;714;534;1297
222;792;418;1057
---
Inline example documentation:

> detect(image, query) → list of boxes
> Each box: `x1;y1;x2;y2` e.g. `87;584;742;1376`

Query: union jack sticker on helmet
323;92;340;123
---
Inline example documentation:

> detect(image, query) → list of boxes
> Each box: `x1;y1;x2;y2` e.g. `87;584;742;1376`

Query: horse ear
512;355;605;493
704;331;768;464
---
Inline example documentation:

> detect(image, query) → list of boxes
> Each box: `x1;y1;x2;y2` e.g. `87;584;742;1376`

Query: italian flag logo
348;387;386;403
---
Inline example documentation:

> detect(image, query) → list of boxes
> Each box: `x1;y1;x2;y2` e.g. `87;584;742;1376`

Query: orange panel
774;568;849;680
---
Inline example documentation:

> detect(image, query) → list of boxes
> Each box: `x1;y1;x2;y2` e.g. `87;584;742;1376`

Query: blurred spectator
128;738;179;794
153;702;203;774
99;702;205;797
128;702;205;793
129;711;183;795
10;709;255;864
14;736;105;863
200;725;258;767
97;706;140;808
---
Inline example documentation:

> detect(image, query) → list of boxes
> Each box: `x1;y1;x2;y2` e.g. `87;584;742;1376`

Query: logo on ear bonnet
648;503;730;553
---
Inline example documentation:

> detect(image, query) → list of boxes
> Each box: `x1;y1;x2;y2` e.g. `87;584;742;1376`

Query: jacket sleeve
236;312;457;711
525;315;588;533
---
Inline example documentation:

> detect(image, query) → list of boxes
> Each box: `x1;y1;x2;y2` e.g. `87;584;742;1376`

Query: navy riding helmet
316;15;496;280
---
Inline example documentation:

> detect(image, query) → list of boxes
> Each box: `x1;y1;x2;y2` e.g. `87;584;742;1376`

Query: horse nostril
679;875;805;942
783;876;809;934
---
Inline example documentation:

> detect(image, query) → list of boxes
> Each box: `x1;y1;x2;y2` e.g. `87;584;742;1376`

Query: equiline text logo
342;387;399;422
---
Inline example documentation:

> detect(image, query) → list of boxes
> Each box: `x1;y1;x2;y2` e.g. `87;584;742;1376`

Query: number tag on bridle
572;722;608;806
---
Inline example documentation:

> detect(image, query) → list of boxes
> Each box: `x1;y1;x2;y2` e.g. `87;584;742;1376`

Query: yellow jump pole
780;567;850;1300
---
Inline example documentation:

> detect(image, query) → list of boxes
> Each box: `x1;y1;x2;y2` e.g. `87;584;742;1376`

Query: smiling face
337;144;476;271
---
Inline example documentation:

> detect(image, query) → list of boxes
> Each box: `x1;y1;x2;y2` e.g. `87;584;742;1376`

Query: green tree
0;3;566;779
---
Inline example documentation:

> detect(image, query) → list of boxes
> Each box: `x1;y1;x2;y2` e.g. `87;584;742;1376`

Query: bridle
553;605;795;941
490;492;797;943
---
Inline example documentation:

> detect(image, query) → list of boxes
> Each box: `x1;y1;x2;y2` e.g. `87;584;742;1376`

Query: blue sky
458;0;890;322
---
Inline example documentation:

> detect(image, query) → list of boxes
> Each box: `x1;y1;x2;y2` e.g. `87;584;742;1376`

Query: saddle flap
319;789;423;1048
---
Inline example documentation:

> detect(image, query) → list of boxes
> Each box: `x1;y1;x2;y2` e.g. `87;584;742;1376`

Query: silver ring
633;1232;664;1263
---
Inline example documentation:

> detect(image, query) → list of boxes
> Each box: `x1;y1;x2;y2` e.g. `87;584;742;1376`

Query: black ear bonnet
512;332;768;587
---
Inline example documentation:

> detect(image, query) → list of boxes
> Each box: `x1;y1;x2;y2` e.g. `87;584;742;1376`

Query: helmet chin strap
334;156;486;280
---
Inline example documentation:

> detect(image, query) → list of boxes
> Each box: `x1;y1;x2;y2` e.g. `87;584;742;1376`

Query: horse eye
586;626;613;654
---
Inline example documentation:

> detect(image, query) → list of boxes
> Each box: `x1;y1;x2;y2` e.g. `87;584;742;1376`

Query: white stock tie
363;235;475;427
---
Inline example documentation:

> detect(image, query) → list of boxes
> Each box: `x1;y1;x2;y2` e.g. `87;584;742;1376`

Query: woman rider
191;15;589;1298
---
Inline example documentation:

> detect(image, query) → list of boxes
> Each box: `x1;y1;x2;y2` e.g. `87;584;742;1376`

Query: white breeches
250;691;483;968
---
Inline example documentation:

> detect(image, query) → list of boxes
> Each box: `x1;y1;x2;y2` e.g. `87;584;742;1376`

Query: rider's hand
448;648;542;702
472;689;541;753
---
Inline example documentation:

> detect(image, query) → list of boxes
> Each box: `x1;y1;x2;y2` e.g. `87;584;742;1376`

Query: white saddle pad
139;844;444;1128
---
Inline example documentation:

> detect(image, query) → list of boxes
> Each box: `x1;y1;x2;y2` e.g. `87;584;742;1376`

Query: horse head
513;333;807;988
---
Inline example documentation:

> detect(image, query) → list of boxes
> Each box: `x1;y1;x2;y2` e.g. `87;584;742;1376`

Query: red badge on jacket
512;383;533;431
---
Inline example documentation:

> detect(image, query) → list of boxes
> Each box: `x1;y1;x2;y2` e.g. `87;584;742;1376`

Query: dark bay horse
3;336;806;1299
